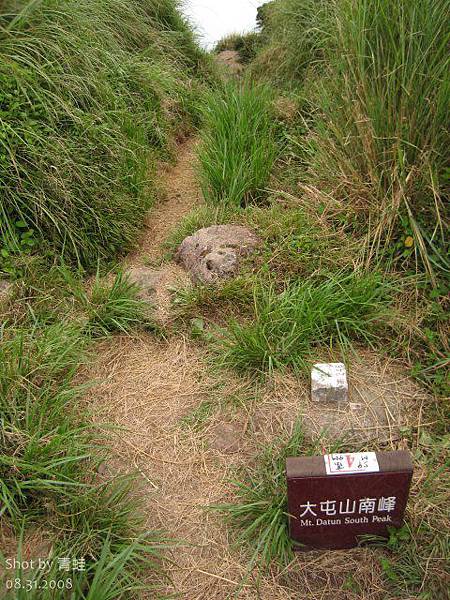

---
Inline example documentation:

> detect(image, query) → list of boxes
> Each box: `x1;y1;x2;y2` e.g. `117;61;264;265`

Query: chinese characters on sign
299;496;396;518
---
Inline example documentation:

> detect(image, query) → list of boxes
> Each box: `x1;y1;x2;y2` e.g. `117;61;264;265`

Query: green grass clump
0;323;88;520
211;423;315;570
0;325;166;596
309;0;449;279
198;81;278;207
4;530;167;600
0;315;142;527
0;0;207;269
85;272;155;337
375;431;450;598
8;264;156;335
219;271;393;374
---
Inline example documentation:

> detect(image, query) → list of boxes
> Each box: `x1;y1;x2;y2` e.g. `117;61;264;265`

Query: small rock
175;225;261;283
311;363;348;403
125;263;191;324
256;353;424;445
209;423;242;454
125;267;161;302
0;279;13;302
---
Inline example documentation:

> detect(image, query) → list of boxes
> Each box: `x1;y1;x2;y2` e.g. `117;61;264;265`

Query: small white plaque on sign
324;452;379;475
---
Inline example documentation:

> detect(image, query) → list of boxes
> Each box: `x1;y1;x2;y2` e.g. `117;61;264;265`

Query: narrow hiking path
123;138;200;323
83;139;429;599
83;138;287;599
82;138;295;599
128;139;201;264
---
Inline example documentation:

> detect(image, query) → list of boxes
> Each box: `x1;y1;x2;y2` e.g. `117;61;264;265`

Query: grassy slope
0;0;209;269
250;0;449;393
252;0;449;274
0;1;207;597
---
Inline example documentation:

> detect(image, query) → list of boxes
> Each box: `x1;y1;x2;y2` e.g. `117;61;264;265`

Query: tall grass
0;0;206;268
218;271;393;374
258;0;449;279
250;0;331;85
309;0;450;280
0;274;152;525
0;272;166;595
85;272;155;337
198;82;278;207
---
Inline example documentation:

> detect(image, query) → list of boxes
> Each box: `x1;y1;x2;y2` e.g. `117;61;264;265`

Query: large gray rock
175;225;261;283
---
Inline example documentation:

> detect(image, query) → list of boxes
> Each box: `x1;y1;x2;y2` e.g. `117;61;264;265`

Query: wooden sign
286;451;413;550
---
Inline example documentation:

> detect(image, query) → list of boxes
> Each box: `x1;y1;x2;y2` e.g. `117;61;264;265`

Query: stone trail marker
286;450;413;550
311;362;348;403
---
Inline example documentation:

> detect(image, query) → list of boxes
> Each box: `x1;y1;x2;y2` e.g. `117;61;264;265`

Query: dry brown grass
81;330;430;599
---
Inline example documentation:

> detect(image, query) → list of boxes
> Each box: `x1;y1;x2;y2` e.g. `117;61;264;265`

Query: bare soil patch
216;51;243;75
253;350;426;447
83;335;423;598
123;139;200;322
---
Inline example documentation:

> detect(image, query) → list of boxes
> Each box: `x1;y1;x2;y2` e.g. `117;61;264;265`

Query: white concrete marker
311;362;348;403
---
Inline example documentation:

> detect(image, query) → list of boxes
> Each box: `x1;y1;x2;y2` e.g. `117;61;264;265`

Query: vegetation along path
83;135;432;599
1;1;447;599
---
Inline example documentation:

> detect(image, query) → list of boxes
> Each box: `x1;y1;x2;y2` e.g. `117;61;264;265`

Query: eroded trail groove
83;141;427;600
129;139;201;264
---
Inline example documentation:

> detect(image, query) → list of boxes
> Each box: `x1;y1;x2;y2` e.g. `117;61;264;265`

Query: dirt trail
216;50;244;76
85;139;286;598
84;140;427;599
128;139;201;264
123;139;200;322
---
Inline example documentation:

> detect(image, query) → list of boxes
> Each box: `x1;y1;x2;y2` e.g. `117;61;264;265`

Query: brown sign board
286;451;413;550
